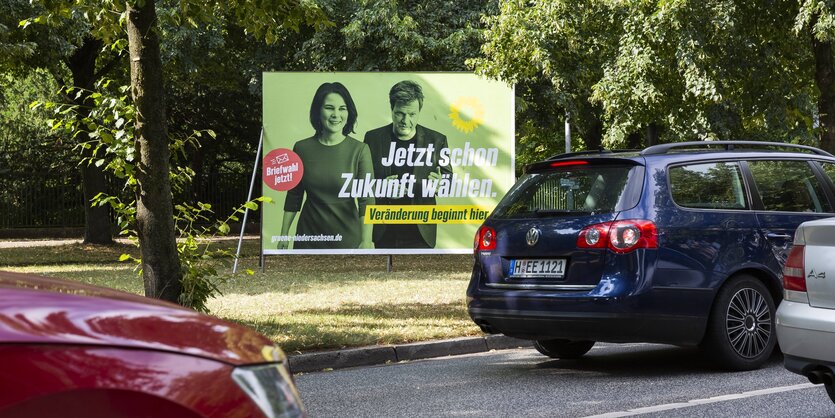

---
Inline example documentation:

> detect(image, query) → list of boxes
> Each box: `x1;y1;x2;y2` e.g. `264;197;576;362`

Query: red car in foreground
0;270;304;418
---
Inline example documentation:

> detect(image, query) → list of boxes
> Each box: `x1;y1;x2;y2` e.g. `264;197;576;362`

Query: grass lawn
0;240;483;353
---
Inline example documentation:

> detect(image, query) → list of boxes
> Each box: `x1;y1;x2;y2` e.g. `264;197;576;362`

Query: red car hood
0;271;277;366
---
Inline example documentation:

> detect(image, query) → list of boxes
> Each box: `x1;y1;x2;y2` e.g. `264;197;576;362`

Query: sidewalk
0;238;87;248
288;335;533;374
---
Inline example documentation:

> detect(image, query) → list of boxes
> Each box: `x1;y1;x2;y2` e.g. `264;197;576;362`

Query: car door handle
765;233;792;240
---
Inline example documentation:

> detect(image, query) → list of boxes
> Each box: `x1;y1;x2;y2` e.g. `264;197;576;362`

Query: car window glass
819;162;835;188
492;165;638;218
669;162;748;210
748;160;832;213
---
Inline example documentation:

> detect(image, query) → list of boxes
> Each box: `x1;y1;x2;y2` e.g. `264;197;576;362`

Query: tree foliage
593;0;815;145
473;0;624;156
14;0;330;306
13;0;835;306
0;71;73;227
475;0;835;156
38;77;272;312
291;0;496;72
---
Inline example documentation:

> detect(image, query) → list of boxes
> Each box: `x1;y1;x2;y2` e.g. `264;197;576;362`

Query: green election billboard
262;72;514;254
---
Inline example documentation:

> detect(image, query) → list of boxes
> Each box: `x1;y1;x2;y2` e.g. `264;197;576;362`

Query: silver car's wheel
702;274;776;371
726;287;772;359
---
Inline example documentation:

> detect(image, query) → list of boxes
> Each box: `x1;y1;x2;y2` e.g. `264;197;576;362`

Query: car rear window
492;164;643;219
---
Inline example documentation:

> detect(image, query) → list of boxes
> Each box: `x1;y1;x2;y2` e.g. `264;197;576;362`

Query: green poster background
262;72;514;254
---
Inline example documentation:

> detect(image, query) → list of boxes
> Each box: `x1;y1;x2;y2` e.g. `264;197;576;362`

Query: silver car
776;217;835;403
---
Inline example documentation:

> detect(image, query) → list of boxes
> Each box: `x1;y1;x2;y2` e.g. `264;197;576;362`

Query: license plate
509;259;566;278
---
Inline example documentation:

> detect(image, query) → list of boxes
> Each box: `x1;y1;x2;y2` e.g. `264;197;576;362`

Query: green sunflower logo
448;97;485;134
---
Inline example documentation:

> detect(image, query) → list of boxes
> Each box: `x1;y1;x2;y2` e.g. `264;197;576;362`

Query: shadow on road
531;344;784;377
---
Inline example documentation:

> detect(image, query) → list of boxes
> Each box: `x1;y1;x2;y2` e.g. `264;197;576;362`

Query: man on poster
364;80;453;249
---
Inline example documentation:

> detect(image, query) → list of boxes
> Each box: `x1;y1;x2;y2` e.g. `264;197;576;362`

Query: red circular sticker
263;148;303;191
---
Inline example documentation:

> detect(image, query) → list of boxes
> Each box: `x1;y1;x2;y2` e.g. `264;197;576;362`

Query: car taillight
783;244;807;293
577;220;657;253
475;225;497;252
577;223;609;249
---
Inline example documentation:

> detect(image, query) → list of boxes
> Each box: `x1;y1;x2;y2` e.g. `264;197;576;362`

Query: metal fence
0;171;252;229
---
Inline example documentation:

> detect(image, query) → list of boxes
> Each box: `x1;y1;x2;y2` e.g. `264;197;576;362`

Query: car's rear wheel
533;339;595;359
702;274;776;371
825;383;835;404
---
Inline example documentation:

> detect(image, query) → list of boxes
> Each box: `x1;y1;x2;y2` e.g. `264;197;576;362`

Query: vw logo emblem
526;227;541;247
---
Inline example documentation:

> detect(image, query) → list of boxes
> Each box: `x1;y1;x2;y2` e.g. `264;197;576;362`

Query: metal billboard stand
233;128;264;274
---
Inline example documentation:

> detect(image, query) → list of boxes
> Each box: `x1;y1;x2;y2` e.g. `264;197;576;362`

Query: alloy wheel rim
726;287;771;359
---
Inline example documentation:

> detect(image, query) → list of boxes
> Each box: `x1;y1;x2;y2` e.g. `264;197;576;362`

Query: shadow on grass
0;240;263;267
260;254;473;273
218;270;470;297
0;243;139;266
10;266;145;294
0;240;472;276
226;301;480;353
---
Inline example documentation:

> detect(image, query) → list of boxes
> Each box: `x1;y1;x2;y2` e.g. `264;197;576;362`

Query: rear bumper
468;304;706;345
468;249;713;346
784;354;835;379
776;300;835;363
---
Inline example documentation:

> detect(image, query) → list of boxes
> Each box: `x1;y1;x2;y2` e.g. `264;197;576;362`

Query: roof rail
547;149;639;160
640;141;833;157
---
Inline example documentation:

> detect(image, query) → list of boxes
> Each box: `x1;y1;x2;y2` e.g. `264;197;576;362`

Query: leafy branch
34;78;267;312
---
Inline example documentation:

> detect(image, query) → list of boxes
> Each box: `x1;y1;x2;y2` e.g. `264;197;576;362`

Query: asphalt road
295;342;835;417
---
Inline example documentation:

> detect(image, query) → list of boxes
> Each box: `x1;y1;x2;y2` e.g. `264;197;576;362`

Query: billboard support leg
233;128;264;274
387;255;393;272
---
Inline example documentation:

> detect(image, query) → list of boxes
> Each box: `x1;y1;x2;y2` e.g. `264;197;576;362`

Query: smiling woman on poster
277;82;374;249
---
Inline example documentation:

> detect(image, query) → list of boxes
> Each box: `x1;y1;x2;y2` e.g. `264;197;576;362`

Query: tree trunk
813;17;835;154
81;164;113;243
583;117;603;151
68;38;114;245
126;0;183;303
576;101;604;150
626;132;642;149
646;123;660;146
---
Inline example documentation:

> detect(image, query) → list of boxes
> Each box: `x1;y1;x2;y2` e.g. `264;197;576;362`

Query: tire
825;383;835;404
702;274;776;371
533;339;595;359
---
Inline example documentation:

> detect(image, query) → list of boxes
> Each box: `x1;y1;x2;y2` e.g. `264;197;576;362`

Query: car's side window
748;160;832;213
669;162;748;210
819;162;835;189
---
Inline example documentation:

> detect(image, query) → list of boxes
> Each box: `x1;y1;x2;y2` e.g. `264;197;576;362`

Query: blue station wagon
468;141;835;370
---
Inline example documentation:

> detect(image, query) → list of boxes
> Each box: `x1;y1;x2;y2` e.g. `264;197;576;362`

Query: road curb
288;335;533;374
